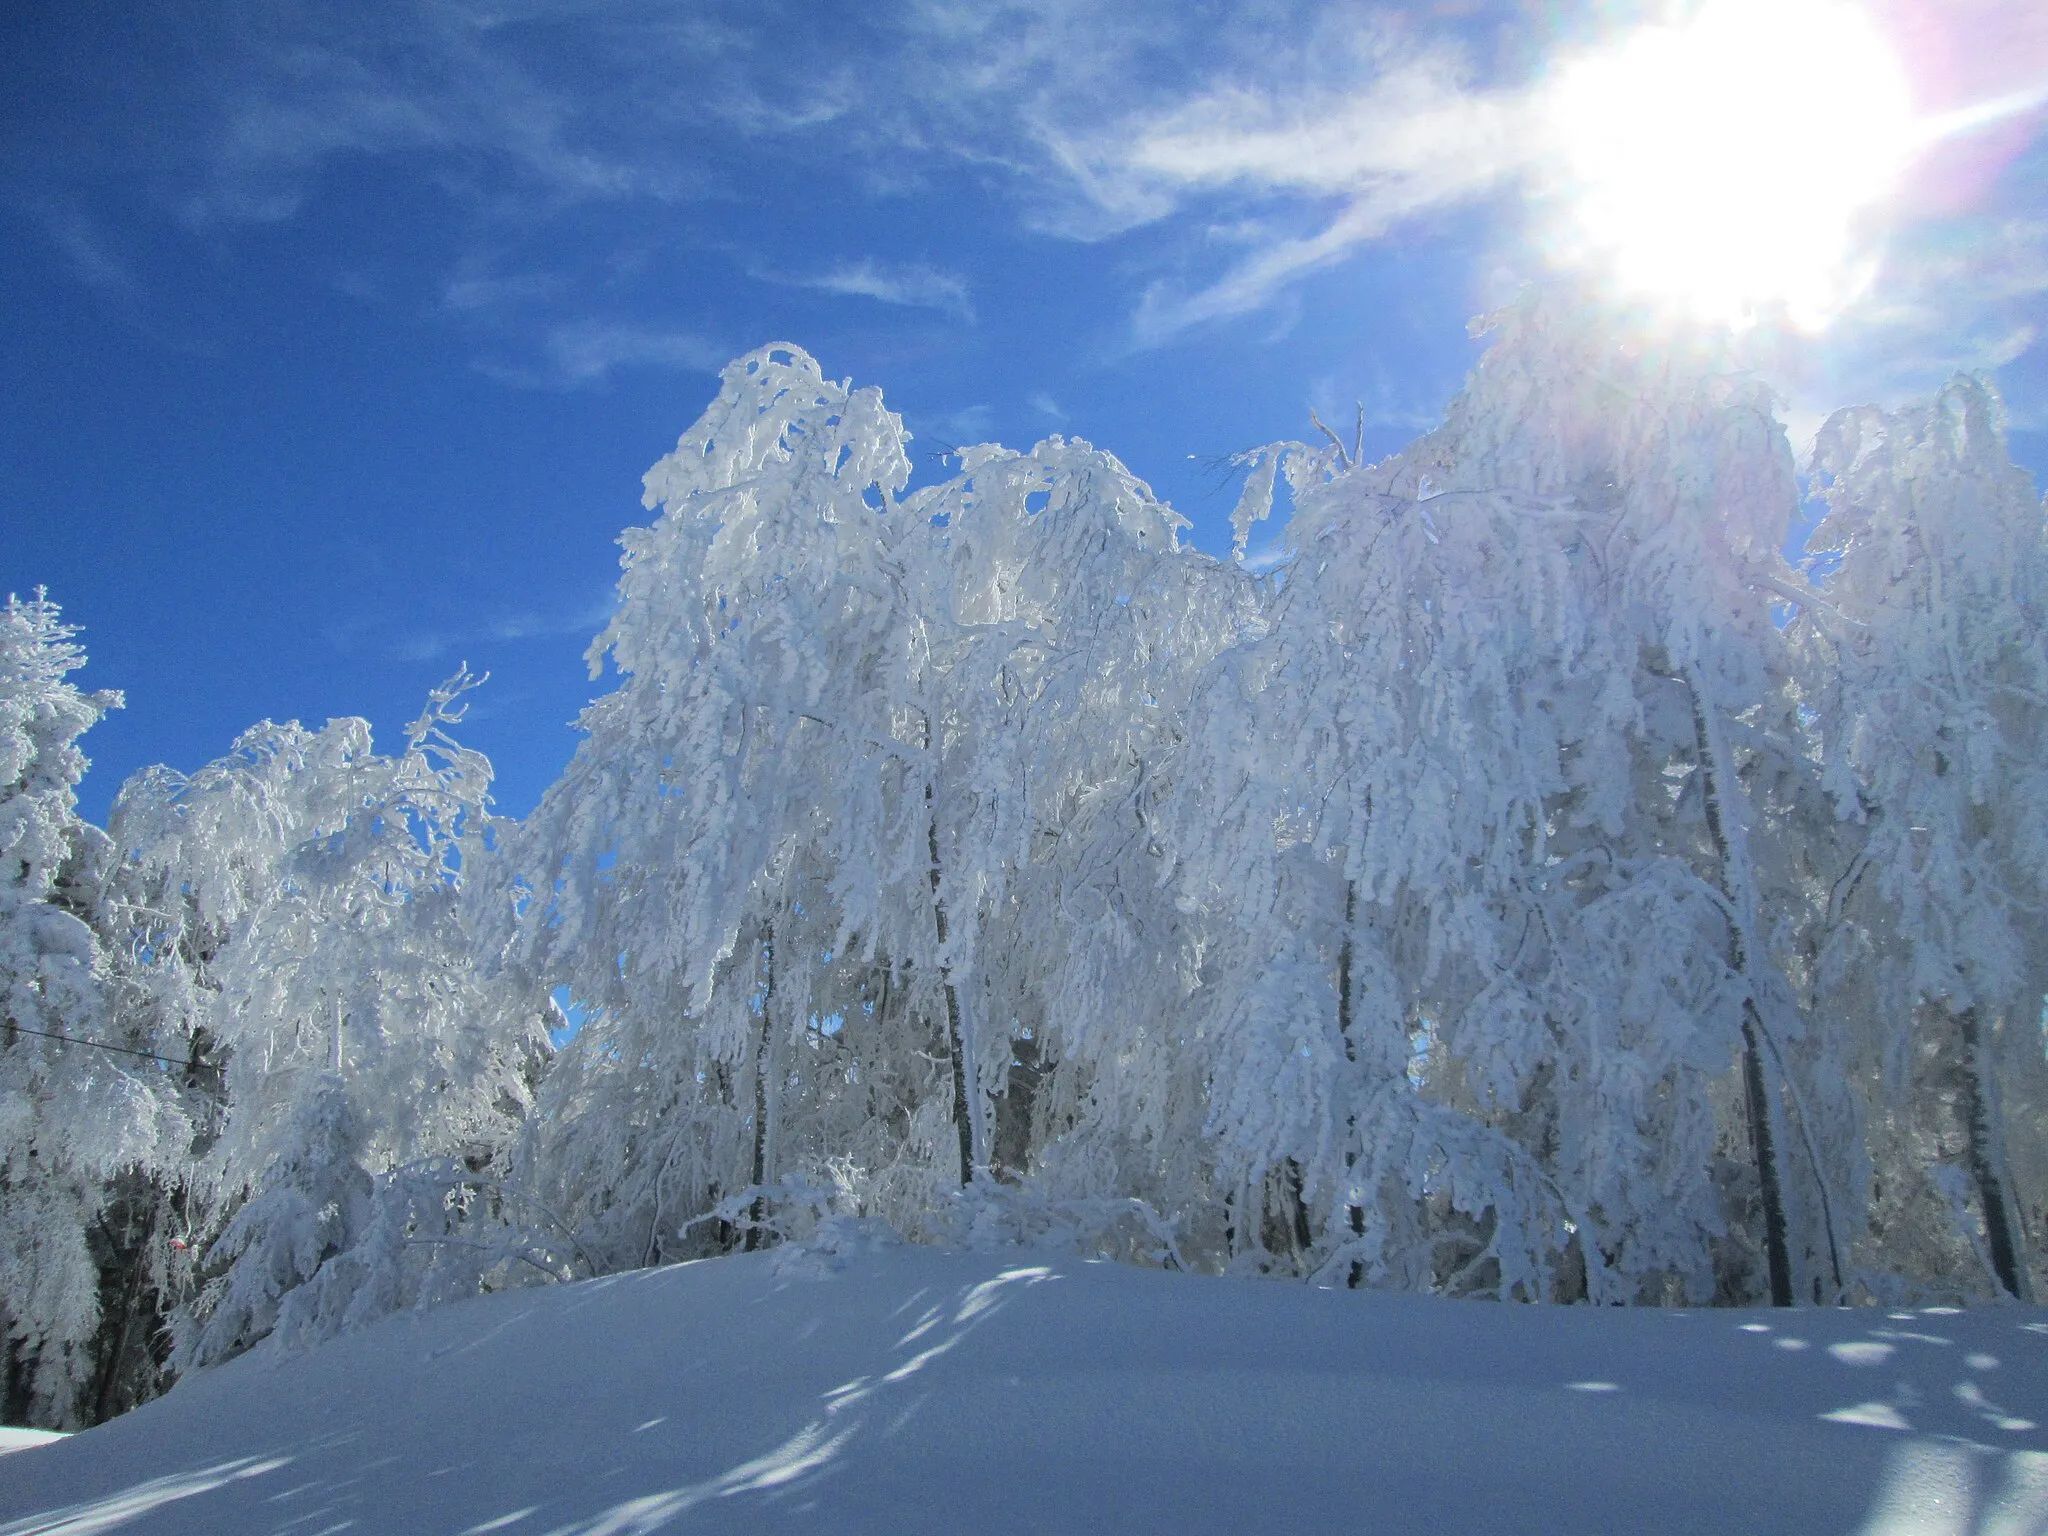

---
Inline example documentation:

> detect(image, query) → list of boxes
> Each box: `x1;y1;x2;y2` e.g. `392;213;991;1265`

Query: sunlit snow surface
3;1235;2046;1534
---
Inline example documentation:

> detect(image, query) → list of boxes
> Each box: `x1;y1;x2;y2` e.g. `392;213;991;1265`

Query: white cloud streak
752;258;976;320
1007;14;1537;343
30;201;144;300
176;2;691;227
473;321;727;390
1118;58;1521;196
386;591;618;664
541;323;727;386
25;0;1511;349
440;268;566;315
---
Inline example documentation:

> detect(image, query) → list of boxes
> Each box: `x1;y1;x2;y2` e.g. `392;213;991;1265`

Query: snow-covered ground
2;1228;2045;1535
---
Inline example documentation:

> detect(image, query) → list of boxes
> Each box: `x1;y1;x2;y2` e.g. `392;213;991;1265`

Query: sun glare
1544;0;1917;327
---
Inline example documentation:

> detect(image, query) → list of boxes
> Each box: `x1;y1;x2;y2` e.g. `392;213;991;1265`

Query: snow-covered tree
897;434;1254;1228
496;345;939;1267
497;345;1251;1266
0;592;178;1427
107;673;547;1369
1802;376;2048;1301
1173;290;1862;1304
1357;291;1862;1307
1176;432;1589;1292
15;298;2039;1416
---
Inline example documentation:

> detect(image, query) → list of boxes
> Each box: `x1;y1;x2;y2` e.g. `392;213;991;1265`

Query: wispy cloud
23;0;1500;347
12;195;226;354
1129;203;1392;347
1769;215;2048;436
751;257;975;320
1307;361;1445;444
477;321;728;390
386;591;618;665
918;403;997;451
28;200;143;300
175;2;696;228
439;267;566;315
1080;37;1529;345
21;0;2045;393
1116;58;1520;197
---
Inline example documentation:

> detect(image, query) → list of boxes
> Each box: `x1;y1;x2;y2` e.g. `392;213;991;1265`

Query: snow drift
2;1237;2045;1535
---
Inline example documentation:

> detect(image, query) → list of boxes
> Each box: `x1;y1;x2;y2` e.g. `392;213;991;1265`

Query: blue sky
5;0;2045;825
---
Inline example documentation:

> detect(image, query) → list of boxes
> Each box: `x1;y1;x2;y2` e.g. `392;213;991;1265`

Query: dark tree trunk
2;1328;34;1429
1688;678;1795;1307
745;922;774;1251
927;795;973;1187
1265;1159;1313;1260
88;1180;162;1425
1737;1009;1794;1307
993;1034;1043;1182
1955;1006;2030;1300
1336;881;1368;1288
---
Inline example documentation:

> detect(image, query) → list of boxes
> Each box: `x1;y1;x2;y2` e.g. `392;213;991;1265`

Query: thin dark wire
4;1022;204;1072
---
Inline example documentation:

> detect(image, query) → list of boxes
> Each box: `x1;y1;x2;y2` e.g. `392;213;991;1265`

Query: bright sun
1544;0;1917;327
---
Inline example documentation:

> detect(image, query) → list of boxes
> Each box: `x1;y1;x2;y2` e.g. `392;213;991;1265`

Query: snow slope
2;1229;2045;1535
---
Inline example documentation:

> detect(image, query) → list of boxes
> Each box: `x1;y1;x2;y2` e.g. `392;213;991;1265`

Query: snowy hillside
2;1234;2045;1535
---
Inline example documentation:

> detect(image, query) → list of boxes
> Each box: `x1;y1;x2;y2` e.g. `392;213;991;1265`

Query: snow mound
2;1247;2045;1534
767;1214;904;1283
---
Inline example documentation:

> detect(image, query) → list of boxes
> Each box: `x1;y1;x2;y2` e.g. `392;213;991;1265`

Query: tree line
5;287;2044;1430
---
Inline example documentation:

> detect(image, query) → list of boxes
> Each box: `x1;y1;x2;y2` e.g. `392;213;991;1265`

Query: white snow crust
0;1433;64;1461
1;1241;2044;1534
